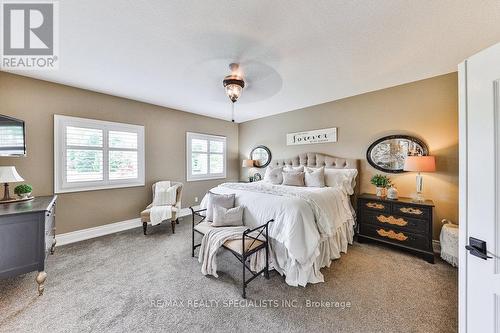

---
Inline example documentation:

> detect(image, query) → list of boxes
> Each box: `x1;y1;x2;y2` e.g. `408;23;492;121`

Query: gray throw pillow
264;166;284;185
206;192;235;222
305;167;325;187
212;205;244;227
282;171;305;186
283;165;304;173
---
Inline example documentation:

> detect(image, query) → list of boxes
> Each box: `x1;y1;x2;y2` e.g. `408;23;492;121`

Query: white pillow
304;167;325;187
153;185;178;206
325;169;358;194
283;165;304;172
307;168;358;194
264;166;284;184
206;192;235;222
212;205;244;227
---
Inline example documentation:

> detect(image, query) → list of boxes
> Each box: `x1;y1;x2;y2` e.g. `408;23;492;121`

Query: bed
200;152;359;287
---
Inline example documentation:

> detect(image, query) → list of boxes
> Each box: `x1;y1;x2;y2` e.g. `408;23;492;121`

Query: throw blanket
198;227;265;277
150;181;177;226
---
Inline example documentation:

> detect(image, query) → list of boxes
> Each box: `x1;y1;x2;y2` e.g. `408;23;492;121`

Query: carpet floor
0;219;458;333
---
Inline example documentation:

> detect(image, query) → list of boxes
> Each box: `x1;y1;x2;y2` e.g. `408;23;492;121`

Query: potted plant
14;184;32;199
370;174;391;197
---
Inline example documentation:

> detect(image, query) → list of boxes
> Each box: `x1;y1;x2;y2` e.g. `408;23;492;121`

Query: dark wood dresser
357;193;434;263
0;195;57;295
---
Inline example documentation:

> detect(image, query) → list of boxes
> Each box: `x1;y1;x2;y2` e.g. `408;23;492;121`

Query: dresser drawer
362;212;429;234
359;224;430;251
359;199;390;213
392;202;431;219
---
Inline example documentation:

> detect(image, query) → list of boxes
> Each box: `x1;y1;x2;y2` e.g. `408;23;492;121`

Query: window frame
54;115;145;193
186;132;226;182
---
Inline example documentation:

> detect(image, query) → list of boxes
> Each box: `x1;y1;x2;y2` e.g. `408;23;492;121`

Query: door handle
465;237;492;260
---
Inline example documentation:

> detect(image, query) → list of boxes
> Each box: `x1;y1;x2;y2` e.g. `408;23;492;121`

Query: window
186;132;226;181
54;115;144;193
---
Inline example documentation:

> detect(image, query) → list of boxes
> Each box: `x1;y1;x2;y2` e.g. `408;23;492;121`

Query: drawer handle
376;228;408;241
366;202;385;210
377;215;408;226
400;207;423;215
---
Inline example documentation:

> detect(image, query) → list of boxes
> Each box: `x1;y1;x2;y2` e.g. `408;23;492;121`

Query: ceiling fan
222;63;245;122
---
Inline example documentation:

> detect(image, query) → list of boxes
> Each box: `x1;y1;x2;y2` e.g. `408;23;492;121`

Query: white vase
375;187;385;197
387;186;398;200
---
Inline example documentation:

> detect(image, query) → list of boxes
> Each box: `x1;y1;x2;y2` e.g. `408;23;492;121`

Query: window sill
186;175;226;182
55;181;145;194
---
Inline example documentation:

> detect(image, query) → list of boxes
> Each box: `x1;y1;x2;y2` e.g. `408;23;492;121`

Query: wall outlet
194;197;198;203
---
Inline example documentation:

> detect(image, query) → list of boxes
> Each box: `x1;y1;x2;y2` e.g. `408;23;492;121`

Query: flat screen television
0;114;26;156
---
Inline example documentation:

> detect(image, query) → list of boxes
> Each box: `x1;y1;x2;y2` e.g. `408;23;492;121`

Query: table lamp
0;166;24;202
403;156;436;202
242;159;255;182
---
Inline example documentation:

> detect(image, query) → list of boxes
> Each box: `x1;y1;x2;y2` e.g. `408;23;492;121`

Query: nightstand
357;193;435;263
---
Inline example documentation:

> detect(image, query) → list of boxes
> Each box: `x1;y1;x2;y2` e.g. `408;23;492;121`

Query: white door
460;42;500;333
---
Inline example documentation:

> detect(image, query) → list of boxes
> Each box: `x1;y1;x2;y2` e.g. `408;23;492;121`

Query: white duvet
200;181;355;286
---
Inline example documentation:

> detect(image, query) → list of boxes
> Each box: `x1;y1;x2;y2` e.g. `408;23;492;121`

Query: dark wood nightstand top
359;193;434;207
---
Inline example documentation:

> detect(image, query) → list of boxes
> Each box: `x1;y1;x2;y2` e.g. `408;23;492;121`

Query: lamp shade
242;159;254;168
403;156;436;172
0;166;24;183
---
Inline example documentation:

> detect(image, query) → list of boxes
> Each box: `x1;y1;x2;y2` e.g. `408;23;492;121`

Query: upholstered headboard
270;152;357;170
270;152;360;204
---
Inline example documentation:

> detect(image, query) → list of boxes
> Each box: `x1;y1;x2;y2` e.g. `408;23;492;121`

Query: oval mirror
250;146;272;168
366;135;428;173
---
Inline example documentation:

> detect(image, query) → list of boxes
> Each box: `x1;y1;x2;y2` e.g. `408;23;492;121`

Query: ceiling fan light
223;74;245;103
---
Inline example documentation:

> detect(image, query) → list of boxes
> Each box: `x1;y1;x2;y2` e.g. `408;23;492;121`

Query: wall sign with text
286;127;338;146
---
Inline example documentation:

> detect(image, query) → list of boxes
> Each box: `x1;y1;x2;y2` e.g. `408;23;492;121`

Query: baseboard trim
56;205;199;247
432;240;441;254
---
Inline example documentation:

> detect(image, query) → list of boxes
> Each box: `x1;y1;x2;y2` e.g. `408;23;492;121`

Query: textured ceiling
6;0;500;122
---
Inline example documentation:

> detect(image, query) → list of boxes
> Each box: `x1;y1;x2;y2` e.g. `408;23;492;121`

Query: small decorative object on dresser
386;185;398;200
253;172;262;181
0;196;57;295
370;174;391;197
14;184;33;199
357;193;435;263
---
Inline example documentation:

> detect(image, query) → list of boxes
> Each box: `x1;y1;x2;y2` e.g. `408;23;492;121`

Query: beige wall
239;73;458;239
0;72;239;234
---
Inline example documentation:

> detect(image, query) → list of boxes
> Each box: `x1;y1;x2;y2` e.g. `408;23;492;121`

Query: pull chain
231;102;235;123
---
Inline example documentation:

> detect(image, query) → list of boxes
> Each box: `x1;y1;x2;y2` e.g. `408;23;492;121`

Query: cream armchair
141;181;183;235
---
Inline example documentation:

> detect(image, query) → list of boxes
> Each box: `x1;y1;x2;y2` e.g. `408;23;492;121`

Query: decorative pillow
206;192;235;222
212;205;244;227
283;165;304;173
264;166;284;185
153;183;178;206
304;167;325;187
282;171;305;186
321;168;358;194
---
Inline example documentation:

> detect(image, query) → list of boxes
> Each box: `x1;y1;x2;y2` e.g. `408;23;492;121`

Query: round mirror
250;146;272;168
367;135;428;173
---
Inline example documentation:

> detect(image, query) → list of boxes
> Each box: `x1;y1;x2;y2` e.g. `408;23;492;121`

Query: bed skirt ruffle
270;217;355;287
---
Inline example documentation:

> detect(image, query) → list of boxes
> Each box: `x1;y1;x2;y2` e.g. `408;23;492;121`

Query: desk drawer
362;212;429;234
359;199;390;213
392;202;431;219
359;223;429;251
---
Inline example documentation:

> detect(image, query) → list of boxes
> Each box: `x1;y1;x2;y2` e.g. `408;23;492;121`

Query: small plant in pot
370;175;391;197
14;184;32;199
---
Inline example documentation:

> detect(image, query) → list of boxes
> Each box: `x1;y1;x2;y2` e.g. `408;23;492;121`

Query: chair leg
265;242;270;279
242;256;247;299
143;222;147;235
171;220;175;234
